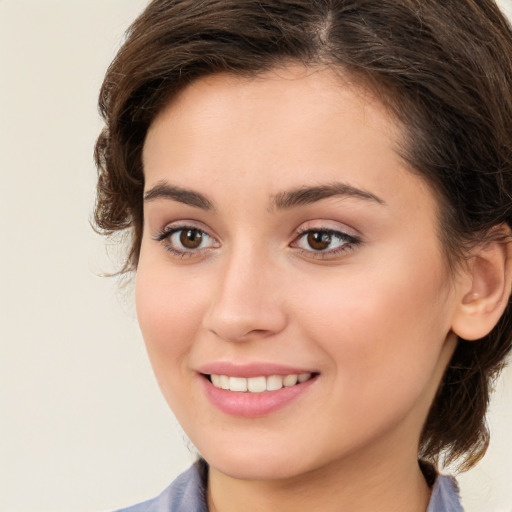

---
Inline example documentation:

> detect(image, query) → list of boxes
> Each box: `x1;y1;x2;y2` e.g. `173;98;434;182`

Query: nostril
207;324;279;343
203;273;287;342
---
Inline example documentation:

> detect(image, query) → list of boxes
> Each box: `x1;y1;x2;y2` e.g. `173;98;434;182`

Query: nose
203;247;287;342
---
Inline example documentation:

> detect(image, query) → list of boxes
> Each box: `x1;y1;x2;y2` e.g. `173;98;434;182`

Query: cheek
135;260;206;384
292;246;453;404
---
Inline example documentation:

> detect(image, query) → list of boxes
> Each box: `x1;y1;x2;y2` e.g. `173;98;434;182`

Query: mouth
199;368;319;417
205;372;315;393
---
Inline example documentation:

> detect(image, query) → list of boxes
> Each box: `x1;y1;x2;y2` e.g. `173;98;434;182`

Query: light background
0;1;511;511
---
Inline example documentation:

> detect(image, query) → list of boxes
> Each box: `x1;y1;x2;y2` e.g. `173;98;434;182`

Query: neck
207;449;431;512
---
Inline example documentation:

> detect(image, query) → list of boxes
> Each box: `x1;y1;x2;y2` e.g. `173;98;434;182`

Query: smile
209;373;313;393
201;371;318;417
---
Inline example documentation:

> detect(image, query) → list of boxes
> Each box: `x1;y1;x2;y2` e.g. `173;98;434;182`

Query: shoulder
427;474;465;512
112;460;208;512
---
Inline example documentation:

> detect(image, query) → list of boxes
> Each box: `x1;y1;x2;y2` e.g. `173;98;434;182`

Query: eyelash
154;224;218;258
292;227;360;259
153;225;361;259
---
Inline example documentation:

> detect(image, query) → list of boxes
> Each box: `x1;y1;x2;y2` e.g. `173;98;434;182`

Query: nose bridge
204;240;286;342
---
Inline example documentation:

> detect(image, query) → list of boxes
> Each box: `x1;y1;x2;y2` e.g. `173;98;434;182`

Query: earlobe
451;226;512;341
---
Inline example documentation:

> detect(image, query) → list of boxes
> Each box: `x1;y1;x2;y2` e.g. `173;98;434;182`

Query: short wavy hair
94;0;512;471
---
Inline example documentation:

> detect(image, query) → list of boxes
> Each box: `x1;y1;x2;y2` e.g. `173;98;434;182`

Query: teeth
209;373;313;392
267;375;284;391
229;377;247;392
247;376;266;393
220;375;230;390
283;374;298;387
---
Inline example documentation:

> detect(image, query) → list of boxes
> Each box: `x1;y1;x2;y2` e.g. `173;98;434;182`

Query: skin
137;65;468;512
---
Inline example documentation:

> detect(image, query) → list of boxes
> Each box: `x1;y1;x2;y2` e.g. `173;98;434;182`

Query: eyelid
151;219;360;260
290;222;362;259
153;219;219;241
294;220;361;240
153;222;220;257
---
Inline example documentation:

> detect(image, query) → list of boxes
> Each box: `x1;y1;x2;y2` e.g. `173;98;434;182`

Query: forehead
148;66;399;141
145;66;402;173
156;66;382;120
142;65;436;221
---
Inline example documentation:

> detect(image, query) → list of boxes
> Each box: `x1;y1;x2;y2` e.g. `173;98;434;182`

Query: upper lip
197;362;317;378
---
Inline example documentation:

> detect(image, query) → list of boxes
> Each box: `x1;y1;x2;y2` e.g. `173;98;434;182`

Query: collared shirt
115;460;464;512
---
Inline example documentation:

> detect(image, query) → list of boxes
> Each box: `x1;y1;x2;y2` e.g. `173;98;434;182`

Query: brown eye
307;231;332;251
179;229;203;249
155;225;219;256
292;228;358;258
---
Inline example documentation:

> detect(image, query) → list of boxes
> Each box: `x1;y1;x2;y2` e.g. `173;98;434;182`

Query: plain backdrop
1;1;511;511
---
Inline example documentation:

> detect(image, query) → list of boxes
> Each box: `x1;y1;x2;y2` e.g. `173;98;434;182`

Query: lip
197;362;318;417
197;362;316;378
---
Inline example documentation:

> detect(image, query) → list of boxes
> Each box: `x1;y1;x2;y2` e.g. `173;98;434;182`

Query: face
137;66;460;481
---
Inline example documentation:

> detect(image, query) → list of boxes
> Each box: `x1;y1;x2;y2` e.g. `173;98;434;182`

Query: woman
94;1;512;511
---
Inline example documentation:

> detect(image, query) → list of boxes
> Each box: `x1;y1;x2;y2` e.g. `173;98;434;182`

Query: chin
210;457;304;481
196;438;310;481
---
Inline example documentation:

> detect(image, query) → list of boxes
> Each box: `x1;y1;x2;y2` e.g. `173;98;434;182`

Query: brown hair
94;0;512;470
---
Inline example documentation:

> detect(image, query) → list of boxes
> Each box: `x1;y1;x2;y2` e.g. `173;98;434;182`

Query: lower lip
200;375;317;417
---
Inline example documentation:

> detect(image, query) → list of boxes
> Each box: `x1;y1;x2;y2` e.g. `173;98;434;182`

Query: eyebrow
143;180;384;212
144;181;215;210
270;182;384;210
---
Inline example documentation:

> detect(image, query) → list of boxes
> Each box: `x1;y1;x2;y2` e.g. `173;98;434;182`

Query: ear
451;225;512;341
